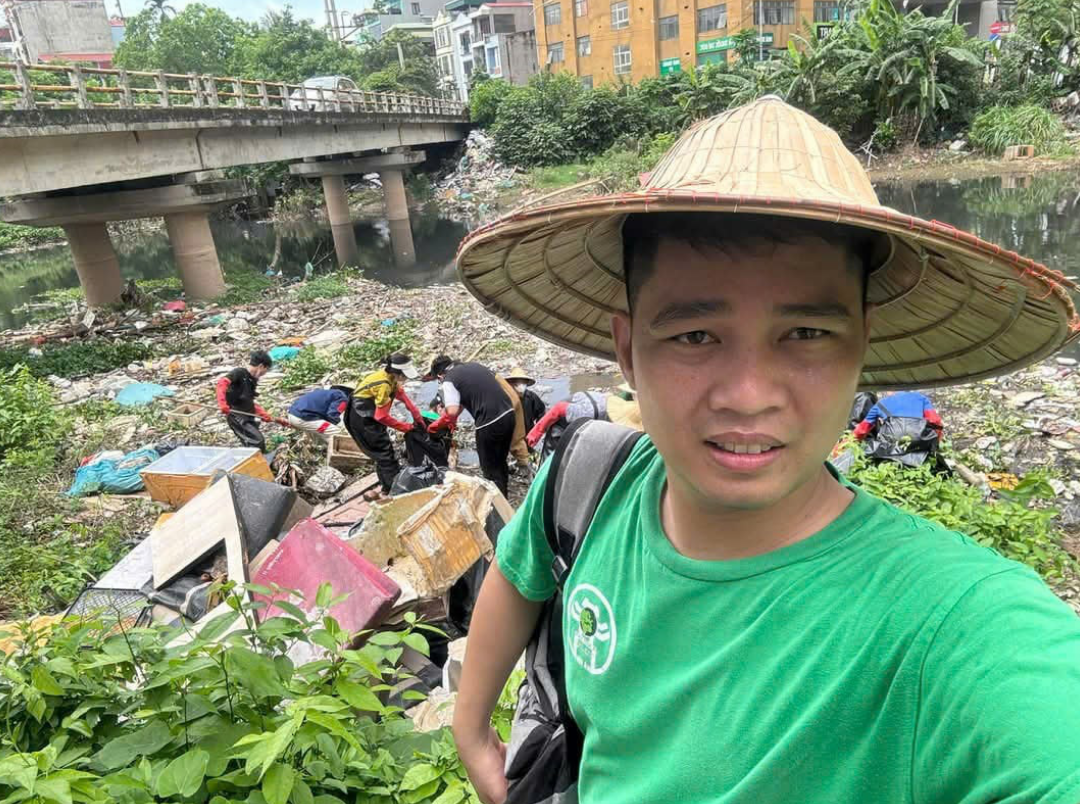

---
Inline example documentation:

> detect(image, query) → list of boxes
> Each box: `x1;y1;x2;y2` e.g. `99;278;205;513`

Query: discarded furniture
140;446;273;508
327;433;370;471
1003;144;1035;160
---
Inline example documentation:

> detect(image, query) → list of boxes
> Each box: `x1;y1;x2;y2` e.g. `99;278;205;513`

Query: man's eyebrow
649;299;731;328
775;302;853;318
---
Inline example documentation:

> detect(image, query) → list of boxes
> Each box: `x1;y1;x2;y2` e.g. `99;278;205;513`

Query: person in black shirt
427;355;516;495
504;367;547;436
216;350;276;451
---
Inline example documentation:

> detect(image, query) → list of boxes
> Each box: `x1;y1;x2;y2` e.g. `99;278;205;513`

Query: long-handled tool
224;407;298;429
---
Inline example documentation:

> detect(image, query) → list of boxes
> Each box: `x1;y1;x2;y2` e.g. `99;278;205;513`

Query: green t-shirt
496;436;1080;804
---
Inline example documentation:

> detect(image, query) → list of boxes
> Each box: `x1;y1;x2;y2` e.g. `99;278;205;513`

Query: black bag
848;392;878;430
504;419;643;804
389;460;446;496
863;415;942;468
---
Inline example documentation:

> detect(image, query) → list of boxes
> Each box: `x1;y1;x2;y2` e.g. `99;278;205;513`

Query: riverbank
0;265;1079;621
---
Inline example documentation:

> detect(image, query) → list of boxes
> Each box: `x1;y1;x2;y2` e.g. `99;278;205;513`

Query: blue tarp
115;383;174;407
67;447;160;497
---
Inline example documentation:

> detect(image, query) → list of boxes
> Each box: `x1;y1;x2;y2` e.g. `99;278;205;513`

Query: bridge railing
0;62;467;118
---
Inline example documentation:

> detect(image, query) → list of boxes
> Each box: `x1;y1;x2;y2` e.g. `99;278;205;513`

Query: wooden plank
151;479;239;589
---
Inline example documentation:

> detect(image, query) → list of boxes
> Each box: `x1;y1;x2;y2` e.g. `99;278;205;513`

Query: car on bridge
288;76;361;111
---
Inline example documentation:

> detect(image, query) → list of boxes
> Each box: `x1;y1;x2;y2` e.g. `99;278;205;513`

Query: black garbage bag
848;392;878;430
863;416;941;468
389;459;445;496
143;575;213;621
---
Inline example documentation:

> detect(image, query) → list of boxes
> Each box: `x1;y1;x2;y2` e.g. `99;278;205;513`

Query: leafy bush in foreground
0;584;479;803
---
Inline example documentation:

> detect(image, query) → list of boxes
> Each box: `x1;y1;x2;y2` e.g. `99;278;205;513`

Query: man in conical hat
452;97;1080;804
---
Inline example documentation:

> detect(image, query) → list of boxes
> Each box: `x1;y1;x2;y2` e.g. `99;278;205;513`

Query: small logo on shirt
566;583;617;675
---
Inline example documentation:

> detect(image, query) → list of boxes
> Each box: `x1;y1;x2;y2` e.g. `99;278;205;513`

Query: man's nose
706;345;787;418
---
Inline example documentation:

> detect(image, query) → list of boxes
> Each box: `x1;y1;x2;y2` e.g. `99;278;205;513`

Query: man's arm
454;563;544;804
395;386;425;425
215;377;231;415
374;403;413;433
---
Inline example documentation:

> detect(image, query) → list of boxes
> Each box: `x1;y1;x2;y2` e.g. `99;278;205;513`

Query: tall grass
968;105;1073;157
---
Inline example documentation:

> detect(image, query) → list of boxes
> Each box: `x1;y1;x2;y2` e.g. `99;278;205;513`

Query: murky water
0;207;469;330
4;171;1080;331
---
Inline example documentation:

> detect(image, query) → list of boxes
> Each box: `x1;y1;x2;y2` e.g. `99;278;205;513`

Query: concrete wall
10;0;113;62
503;29;540;85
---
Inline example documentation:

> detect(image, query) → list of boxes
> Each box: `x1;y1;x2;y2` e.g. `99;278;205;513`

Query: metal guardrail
0;61;467;117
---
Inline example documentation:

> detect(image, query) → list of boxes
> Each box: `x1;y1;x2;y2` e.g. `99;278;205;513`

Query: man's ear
611;312;635;390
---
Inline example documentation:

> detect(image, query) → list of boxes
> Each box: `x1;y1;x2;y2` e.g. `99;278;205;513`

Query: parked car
288;76;360;111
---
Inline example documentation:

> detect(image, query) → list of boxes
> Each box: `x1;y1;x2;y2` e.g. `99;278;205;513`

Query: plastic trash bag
390;460;445;496
268;346;301;362
848;392;878;430
115;383;174;407
863;416;941;469
67;447;160;497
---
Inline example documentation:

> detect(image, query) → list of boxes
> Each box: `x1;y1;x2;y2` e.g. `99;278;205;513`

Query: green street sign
660;57;682;74
697;33;772;53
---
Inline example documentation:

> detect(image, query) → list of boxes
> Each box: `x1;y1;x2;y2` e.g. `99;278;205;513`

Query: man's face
612;236;870;512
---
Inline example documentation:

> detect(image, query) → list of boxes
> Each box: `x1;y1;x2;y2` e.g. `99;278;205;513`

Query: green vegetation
0;588;480;802
0;341;155;380
0;366;65;459
844;448;1070;577
113;4;439;96
337;321;420;373
0;223;65;252
476;0;1080;170
293;275;351;302
280;348;333;391
969;104;1072;156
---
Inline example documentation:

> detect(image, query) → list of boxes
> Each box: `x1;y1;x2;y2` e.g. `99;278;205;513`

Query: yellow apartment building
533;0;842;85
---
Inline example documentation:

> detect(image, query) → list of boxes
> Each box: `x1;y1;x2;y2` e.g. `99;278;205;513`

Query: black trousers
405;429;449;469
476;413;515;496
350;415;400;492
226;411;266;452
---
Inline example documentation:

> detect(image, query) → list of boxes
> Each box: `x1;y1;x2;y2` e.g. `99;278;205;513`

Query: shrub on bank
0;222;65;252
969;104;1072;156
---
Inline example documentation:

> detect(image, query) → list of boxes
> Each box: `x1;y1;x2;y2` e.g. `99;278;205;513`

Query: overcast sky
117;0;341;26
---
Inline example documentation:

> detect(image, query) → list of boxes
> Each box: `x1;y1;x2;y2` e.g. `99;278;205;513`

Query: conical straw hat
504;366;536;385
458;96;1080;390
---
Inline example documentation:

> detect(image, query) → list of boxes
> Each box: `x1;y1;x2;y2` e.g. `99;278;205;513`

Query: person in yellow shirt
343;353;435;495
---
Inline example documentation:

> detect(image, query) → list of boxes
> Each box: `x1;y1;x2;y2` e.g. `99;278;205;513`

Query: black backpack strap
541;418;643;590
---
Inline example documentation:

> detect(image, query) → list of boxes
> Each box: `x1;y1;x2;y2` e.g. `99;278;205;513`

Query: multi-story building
434;0;538;100
2;0;115;65
535;0;882;83
358;0;444;41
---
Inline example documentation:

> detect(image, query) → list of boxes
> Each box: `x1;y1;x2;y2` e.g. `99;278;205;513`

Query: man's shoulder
226;367;249;382
852;486;1042;600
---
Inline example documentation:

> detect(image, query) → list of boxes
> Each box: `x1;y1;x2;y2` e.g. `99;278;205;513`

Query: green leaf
93;720;173;770
334;678;384;713
0;755;38;792
402;632;429;656
308;630;338;653
35;777;72;804
367;631;403;647
303;712;363;754
432;783;467;804
156;748;209;798
403;779;441;803
195;610;241;643
243;711;304;781
314;583;333;609
225;647;289;699
25;689;46;722
262;763;295;804
31;664;65;696
400;763;441;792
290;779;314;804
269;601;309;623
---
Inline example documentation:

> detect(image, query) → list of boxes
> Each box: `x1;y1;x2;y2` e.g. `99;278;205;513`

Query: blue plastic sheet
67;447;160;497
269;346;301;362
115;383;174;407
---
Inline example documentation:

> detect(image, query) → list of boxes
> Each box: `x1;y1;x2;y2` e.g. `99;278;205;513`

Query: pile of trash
435;130;520;223
55;442;511;713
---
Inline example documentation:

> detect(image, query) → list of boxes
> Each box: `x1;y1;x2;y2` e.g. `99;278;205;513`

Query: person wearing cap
344;353;427;494
216;350;279;452
452;97;1080;804
286;386;349;443
427;355;519;495
852;390;944;440
504;367;547;435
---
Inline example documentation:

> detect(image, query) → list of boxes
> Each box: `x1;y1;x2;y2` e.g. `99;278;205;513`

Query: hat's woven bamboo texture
457;96;1080;390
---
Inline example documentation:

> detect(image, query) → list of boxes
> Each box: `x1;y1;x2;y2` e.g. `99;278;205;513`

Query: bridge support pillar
321;175;359;267
63;222;125;307
379;169;416;268
165;211;227;300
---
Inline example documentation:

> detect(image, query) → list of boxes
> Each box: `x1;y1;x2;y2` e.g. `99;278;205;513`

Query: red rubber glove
427;412;458;434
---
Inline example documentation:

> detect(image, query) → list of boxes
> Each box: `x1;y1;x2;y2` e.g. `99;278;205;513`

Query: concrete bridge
0;62;469;305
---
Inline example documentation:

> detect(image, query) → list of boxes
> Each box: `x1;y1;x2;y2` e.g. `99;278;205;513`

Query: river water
3;170;1080;331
